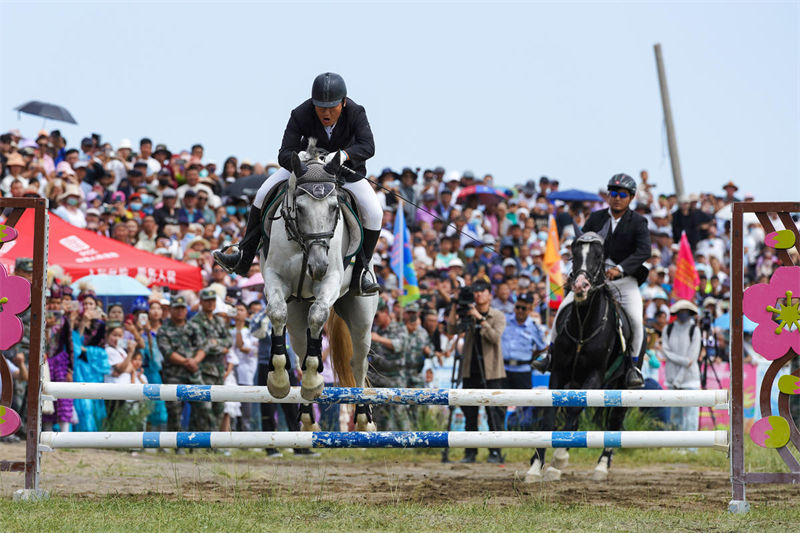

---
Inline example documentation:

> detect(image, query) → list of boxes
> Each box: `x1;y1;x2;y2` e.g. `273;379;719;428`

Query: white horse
260;145;379;430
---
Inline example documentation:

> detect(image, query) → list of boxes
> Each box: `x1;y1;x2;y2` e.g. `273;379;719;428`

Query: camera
700;310;713;332
455;286;475;332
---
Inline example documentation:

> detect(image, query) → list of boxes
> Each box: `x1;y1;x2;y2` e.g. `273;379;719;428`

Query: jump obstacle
1;199;799;513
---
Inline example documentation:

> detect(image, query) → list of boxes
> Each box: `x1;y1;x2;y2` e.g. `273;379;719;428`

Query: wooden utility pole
654;43;685;199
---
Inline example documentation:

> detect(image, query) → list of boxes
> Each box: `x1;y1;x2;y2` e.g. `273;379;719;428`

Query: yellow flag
543;215;564;305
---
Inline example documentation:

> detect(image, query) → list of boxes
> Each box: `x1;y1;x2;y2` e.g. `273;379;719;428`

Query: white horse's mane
299;137;326;164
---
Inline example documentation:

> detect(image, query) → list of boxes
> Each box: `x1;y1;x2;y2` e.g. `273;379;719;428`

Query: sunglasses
609;190;629;199
515;305;529;311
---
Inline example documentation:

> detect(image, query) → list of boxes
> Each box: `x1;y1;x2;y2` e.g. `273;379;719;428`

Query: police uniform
189;289;232;425
157;296;215;431
367;300;411;431
501;293;547;390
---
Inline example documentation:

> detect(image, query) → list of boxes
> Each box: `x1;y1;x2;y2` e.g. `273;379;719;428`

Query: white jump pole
43;383;728;408
40;430;729;451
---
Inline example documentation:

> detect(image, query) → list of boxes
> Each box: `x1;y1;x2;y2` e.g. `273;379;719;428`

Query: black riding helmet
607;173;637;194
312;72;347;108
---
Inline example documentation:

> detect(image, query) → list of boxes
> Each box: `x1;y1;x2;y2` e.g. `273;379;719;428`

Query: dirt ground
0;442;793;511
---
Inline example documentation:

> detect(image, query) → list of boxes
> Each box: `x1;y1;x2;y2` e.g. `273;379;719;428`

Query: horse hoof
542;466;562;482
591;457;609;481
552;448;570;470
523;459;544;483
355;413;374;432
300;413;321;432
300;357;324;401
267;370;290;399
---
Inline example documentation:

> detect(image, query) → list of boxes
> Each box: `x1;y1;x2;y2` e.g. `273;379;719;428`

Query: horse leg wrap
269;333;286;372
355;404;373;424
302;329;323;372
298;404;315;424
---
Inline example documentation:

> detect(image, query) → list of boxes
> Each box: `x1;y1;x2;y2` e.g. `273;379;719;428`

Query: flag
543;215;564;309
390;202;420;306
674;231;700;300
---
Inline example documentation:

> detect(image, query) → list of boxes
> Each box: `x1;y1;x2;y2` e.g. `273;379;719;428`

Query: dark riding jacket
582;208;651;285
278;98;375;182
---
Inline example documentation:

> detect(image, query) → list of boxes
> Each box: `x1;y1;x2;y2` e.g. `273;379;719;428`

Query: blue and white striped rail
43;383;728;408
40;430;729;450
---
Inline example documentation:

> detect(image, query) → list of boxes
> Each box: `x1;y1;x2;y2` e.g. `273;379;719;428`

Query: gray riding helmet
312;72;347;108
607;173;637;194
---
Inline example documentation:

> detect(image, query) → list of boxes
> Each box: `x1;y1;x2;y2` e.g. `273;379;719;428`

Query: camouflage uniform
189;291;232;426
399;303;434;428
367;316;411;431
157;301;214;431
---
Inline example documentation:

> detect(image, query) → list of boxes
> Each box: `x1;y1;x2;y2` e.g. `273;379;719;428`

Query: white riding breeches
253;167;383;231
549;276;644;358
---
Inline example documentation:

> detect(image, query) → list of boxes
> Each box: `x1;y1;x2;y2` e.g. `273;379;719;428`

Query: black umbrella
14;100;78;125
223;174;269;198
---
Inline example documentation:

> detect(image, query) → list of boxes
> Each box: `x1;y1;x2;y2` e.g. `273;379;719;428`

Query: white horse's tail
329;309;355;387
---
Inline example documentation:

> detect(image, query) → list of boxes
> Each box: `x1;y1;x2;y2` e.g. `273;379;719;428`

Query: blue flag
390;203;420;306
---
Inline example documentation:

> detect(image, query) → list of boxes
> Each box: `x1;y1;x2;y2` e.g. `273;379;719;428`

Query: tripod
699;326;723;428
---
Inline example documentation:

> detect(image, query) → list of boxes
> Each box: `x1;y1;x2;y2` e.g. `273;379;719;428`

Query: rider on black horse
536;173;649;388
214;72;383;295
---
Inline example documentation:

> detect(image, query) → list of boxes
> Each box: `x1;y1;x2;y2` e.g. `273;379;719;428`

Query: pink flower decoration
742;266;800;360
0;223;18;243
0;263;32;350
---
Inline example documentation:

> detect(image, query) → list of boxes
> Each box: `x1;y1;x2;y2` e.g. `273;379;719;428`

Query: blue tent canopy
548;189;603;202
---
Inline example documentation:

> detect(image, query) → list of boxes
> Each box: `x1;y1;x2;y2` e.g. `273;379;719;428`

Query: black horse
525;232;643;482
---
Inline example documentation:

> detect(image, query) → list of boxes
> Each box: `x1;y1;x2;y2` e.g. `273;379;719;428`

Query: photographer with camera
447;279;506;464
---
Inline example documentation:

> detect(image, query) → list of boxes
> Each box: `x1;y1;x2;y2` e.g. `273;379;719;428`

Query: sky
1;1;798;200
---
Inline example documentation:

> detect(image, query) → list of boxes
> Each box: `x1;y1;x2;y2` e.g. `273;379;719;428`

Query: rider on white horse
214;72;383;295
538;173;649;389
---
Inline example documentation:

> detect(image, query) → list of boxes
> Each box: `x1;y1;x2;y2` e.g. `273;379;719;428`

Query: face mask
677;310;692;323
199;169;209;178
464;248;476;258
537;202;548;210
130;203;142;211
116;338;127;351
141;194;153;205
226;206;237;215
184;233;196;241
531;274;541;283
238;206;248;215
66;197;79;206
538;231;548;241
518;278;531;288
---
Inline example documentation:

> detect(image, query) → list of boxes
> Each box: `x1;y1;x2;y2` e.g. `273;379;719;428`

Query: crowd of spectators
1;127;798;455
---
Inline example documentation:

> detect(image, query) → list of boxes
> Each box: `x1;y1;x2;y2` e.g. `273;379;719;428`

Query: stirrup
213;244;240;275
358;270;380;296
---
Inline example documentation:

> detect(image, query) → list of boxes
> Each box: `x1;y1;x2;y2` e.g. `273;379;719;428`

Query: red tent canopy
0;210;203;291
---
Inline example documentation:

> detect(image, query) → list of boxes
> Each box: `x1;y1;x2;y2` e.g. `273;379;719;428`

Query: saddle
260;181;364;264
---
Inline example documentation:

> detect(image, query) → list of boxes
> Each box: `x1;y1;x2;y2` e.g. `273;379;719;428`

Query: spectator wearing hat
663;300;702;440
153;188;180;232
397;167;420;224
501;291;547;389
447;279;507;464
722;181;740;204
672;195;711;251
400;302;434;426
1;152;27;195
368;298;411;431
53;184;87;228
158;295;215;436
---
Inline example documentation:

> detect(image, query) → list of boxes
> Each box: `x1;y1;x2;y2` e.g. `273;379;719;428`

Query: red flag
543;215;564;309
674;231;699;301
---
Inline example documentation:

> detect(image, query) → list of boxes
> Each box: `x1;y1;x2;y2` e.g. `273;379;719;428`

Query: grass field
1;441;798;532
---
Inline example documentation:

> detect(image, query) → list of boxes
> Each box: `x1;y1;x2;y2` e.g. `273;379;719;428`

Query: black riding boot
350;228;380;295
625;364;644;389
213;206;262;276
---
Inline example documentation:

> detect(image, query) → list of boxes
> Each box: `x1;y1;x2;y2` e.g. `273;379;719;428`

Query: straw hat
58;184;83;202
669;300;698;315
5;152;25;168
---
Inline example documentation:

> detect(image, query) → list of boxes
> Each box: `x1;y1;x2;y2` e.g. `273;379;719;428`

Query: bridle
279;170;341;300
